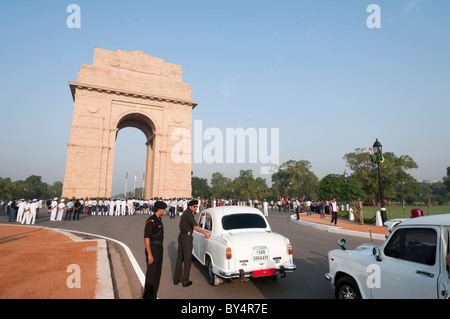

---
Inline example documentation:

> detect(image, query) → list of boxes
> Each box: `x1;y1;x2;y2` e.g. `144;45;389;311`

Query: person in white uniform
29;199;38;224
109;199;115;216
21;200;32;224
17;199;26;223
114;199;120;216
50;198;58;221
127;198;134;215
263;199;269;216
57;199;66;221
120;198;126;216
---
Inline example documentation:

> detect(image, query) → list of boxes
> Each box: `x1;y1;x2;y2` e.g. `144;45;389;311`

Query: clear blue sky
0;0;449;195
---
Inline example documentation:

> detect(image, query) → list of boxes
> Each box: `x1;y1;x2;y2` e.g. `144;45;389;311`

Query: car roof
203;205;264;218
399;214;450;227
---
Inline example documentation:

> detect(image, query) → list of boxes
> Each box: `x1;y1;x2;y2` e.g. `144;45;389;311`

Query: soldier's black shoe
182;281;193;287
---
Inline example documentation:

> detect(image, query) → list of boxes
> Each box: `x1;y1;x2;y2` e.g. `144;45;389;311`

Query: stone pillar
144;137;154;199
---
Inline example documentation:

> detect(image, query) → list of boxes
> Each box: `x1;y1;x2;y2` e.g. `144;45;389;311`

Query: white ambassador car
325;214;450;299
192;206;296;285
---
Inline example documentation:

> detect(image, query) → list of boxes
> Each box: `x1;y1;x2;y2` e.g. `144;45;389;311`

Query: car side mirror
337;238;346;250
373;247;382;262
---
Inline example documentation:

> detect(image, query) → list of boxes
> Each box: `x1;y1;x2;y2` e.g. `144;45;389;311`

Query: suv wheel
335;276;362;299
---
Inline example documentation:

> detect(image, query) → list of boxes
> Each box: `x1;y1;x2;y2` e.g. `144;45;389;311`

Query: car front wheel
335;276;362;299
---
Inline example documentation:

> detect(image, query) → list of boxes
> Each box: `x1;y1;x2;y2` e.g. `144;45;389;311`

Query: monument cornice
69;81;198;109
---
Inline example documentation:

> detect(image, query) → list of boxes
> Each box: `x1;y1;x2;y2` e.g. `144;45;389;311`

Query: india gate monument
61;48;197;199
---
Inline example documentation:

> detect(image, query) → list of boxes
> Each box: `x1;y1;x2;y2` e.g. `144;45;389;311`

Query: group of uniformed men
45;197;195;221
6;197;198;224
6;198;42;225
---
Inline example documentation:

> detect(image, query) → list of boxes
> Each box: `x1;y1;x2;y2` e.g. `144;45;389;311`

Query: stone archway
62;48;198;199
115;112;156;198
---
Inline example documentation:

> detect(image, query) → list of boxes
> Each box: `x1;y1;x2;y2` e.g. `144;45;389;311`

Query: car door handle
415;270;434;278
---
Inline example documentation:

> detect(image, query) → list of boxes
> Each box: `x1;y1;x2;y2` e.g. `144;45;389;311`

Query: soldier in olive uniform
173;200;210;287
143;201;167;299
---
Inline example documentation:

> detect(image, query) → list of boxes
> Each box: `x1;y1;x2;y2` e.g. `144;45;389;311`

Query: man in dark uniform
143;200;167;299
73;199;82;220
173;199;210;287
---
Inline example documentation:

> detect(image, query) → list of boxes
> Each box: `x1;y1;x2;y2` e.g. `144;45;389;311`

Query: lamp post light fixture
373;138;386;223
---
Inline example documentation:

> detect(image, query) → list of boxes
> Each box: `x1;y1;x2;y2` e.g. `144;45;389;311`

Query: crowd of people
1;197;215;224
0;197;196;224
1;195;350;226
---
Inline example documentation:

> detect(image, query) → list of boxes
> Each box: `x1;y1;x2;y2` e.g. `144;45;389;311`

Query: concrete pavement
0;210;388;299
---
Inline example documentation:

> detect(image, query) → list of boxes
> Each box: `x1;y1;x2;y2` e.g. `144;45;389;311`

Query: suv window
446;229;449;276
384;228;437;266
222;213;267;230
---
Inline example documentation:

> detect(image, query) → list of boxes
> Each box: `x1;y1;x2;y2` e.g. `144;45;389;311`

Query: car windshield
222;213;267;230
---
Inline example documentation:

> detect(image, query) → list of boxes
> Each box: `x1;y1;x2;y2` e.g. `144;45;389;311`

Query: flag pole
125;171;128;197
133;171;137;197
142;173;145;199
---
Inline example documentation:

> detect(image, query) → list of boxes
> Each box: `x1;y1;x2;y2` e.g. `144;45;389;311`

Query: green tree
343;148;418;204
318;174;366;201
271;160;319;199
191;176;211;198
443;167;450;197
0;176;63;199
0;177;14;199
418;181;449;206
210;172;232;199
23;175;45;199
230;170;270;200
47;181;63;199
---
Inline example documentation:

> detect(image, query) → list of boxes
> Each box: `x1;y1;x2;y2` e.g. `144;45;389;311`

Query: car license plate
252;248;269;262
253;268;276;277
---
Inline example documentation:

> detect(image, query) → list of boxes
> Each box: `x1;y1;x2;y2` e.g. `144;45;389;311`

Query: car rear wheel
206;256;223;286
335;276;362;299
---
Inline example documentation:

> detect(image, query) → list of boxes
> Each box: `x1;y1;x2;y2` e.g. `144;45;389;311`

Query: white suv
325;214;450;299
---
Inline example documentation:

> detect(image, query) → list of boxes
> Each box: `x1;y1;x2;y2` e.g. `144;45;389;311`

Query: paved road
0;208;383;299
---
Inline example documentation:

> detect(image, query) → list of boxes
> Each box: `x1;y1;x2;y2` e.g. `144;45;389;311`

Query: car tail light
226;247;232;260
287;243;293;255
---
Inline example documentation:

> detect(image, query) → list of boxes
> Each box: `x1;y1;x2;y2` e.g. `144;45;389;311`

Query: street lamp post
343;170;348;205
373;138;387;223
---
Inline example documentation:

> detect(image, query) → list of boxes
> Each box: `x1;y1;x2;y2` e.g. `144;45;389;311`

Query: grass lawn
340;205;450;224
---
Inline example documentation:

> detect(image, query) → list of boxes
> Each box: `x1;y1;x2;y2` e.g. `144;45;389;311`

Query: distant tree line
2;150;449;206
0;175;63;200
192;149;450;206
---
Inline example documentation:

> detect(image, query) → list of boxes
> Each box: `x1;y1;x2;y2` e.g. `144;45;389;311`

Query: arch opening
112;127;146;197
116;113;156;144
113;113;156;199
